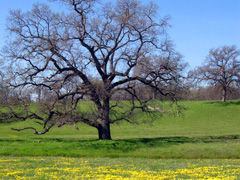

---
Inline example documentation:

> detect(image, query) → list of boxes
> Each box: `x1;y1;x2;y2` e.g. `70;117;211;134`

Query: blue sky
0;0;239;68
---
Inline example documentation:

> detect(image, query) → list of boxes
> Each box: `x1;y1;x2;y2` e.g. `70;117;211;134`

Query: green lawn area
0;100;239;158
0;100;240;179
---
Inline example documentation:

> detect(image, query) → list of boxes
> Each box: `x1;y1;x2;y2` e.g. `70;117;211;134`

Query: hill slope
0;100;239;158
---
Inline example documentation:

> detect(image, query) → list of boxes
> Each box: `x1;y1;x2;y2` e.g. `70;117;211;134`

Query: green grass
0;100;240;158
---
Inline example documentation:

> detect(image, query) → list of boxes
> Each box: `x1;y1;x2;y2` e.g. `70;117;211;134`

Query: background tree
185;85;240;101
189;45;240;102
0;72;7;104
1;0;185;140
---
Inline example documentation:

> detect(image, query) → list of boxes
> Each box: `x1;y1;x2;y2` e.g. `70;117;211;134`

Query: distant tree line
1;70;240;103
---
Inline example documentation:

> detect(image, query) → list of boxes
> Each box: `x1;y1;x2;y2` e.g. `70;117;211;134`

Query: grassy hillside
0;100;239;158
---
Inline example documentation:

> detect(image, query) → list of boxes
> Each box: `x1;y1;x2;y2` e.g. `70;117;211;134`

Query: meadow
0;100;240;179
1;157;240;179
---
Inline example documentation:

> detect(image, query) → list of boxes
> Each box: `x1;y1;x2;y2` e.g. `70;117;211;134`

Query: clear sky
0;0;240;69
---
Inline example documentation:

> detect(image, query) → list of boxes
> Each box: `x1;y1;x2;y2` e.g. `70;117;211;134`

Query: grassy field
0;100;240;179
0;100;239;159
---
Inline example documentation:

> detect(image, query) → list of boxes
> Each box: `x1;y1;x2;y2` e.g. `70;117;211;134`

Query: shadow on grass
0;135;239;155
1;135;239;153
205;100;240;106
0;135;239;158
113;135;240;152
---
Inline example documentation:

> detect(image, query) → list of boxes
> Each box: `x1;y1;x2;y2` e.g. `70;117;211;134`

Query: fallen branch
147;106;165;113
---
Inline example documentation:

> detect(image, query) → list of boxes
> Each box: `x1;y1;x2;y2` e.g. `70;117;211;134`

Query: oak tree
1;0;184;139
190;45;240;102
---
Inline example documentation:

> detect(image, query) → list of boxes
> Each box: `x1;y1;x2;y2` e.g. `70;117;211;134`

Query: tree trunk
97;121;111;140
97;95;112;140
222;88;227;102
152;88;157;100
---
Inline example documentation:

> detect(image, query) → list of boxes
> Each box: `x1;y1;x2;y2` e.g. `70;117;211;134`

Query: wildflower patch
0;157;239;179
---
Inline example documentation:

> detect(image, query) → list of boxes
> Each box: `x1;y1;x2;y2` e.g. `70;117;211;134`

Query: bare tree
189;45;240;102
0;72;7;104
134;51;188;100
1;0;184;139
186;84;240;101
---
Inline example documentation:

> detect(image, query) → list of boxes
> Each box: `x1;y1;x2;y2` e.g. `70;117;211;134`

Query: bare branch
11;123;55;135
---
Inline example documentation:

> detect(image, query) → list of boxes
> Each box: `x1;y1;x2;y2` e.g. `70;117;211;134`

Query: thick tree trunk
97;95;112;140
97;121;111;140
